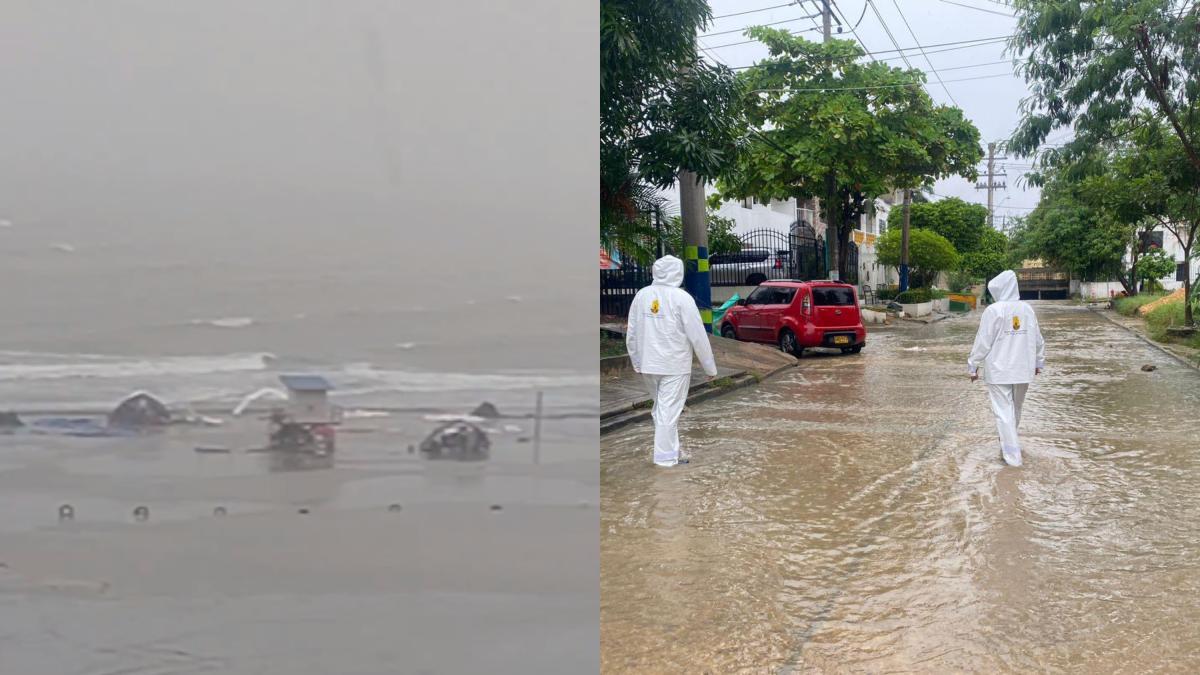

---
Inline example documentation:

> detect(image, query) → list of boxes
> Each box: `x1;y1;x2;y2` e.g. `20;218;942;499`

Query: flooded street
601;304;1200;673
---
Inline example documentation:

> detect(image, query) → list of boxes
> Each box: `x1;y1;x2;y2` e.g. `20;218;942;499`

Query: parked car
718;280;866;357
709;248;791;286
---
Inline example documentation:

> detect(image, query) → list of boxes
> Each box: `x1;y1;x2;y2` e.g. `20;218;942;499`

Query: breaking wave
0;351;276;382
189;316;256;329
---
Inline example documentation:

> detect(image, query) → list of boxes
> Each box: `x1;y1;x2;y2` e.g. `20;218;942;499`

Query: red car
719;280;866;357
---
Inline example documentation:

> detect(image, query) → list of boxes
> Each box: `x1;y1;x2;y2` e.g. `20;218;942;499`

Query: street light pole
822;0;840;281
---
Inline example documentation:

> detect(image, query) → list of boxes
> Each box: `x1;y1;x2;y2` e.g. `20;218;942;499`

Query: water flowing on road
602;303;1200;673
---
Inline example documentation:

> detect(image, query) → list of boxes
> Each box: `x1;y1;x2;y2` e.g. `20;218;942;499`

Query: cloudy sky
701;0;1056;230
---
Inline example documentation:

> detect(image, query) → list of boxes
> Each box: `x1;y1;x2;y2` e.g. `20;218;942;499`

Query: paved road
601;303;1200;673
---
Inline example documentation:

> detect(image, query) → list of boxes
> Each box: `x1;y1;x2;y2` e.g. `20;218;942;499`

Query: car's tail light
774;257;782;269
802;296;811;315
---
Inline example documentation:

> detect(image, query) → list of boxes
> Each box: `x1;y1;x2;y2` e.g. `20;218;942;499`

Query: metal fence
601;223;845;316
708;227;827;287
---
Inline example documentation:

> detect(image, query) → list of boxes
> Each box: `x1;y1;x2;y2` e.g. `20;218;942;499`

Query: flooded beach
601;304;1200;672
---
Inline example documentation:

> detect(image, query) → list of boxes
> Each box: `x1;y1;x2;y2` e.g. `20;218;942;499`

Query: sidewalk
600;328;798;434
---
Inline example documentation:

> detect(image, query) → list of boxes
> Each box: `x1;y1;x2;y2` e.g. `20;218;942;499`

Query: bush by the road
1114;293;1164;317
896;288;933;304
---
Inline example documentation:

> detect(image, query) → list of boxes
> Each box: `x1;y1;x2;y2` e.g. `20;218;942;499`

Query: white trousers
987;383;1028;467
641;374;691;467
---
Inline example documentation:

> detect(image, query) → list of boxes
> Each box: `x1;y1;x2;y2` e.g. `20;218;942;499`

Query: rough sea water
0;2;598;672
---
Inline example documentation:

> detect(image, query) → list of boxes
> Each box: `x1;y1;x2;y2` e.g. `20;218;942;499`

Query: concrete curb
600;360;797;435
1091;307;1200;372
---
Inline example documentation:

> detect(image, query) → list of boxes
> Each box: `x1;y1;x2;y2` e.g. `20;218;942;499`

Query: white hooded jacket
626;256;719;377
968;270;1046;384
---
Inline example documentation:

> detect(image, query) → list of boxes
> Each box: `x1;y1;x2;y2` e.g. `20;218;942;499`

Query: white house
659;183;899;289
1075;227;1200;300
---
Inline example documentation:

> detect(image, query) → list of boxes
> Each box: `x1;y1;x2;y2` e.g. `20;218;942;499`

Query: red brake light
774;257;782;269
802;296;811;315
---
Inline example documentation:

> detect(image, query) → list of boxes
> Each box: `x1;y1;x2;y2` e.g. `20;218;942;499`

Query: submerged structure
108;392;171;428
267;375;338;454
419;421;491;461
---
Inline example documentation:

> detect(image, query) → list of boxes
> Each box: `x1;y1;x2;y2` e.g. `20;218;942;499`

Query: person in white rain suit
967;270;1045;467
626;255;719;467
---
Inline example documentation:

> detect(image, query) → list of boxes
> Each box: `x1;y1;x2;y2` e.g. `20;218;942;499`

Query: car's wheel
779;329;802;357
851;345;863;354
746;273;767;286
721;323;737;340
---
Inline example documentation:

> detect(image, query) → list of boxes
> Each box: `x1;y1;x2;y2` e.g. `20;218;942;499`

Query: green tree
662;212;742;258
1009;0;1200;323
962;228;1010;282
903;197;989;255
601;0;746;260
1136;247;1177;291
713;28;981;279
877;228;960;289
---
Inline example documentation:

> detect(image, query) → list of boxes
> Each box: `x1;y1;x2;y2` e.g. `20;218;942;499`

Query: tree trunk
1184;248;1193;327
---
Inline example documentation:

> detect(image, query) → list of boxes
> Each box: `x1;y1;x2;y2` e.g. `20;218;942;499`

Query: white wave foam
0;351;275;382
50;243;76;253
190;317;255;329
342;409;391;419
336;364;598;396
0;219;12;228
232;387;287;416
394;342;417;350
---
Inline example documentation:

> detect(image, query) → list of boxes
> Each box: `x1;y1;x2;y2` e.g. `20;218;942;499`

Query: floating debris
194;446;232;454
213;507;227;517
419;421;491;461
388;504;403;513
133;506;150;522
490;504;503;511
58;504;75;521
298;508;310;515
1141;364;1157;372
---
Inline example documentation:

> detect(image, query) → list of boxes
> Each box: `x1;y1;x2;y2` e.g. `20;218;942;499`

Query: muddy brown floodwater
602;303;1200;673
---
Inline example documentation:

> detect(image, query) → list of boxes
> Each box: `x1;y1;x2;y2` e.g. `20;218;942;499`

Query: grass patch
601;331;627;358
1144;301;1200;349
1113;293;1165;317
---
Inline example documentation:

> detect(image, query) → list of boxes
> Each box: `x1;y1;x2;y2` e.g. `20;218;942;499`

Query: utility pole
975;142;1007;230
899;188;912;292
822;0;840;281
679;169;712;333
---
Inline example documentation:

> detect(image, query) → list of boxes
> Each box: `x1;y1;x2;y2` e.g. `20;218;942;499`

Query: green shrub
877;288;897;301
1145;300;1186;341
930;288;949;299
896;288;933;304
1113;293;1164;317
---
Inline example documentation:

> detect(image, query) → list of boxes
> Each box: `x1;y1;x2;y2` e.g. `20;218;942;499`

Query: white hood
652;256;685;288
988;270;1020;303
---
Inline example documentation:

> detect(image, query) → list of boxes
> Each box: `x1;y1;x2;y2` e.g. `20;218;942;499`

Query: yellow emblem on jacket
1012;315;1021;330
650;299;660;315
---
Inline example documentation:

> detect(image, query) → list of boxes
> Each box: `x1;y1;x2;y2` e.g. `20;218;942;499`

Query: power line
889;0;961;107
707;25;821;49
701;12;821;37
935;0;1016;17
750;71;1011;93
713;2;800;20
726;35;1013;69
830;0;879;63
865;0;915;69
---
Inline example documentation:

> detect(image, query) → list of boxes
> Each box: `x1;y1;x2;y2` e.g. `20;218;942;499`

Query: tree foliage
662;212;742;258
601;0;746;247
1009;0;1200;322
712;28;981;278
903;197;989;255
1136;246;1178;286
876;228;961;288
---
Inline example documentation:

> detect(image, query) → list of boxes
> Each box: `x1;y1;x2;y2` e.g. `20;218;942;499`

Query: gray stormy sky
0;1;596;293
700;0;1052;230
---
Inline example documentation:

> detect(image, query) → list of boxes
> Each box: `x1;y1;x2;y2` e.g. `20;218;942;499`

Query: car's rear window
812;286;856;306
